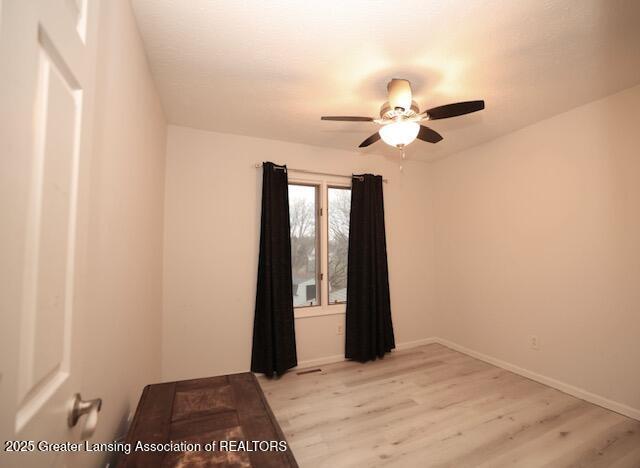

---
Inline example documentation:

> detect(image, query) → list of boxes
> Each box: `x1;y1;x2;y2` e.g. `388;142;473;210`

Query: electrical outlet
530;335;540;350
337;325;344;335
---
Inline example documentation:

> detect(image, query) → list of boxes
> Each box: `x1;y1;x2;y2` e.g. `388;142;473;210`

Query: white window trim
289;174;350;319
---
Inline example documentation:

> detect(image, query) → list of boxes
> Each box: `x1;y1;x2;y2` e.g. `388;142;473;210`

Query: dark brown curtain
251;162;297;376
345;174;395;362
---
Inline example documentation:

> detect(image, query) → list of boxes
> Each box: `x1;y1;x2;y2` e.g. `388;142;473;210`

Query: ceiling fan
321;79;484;150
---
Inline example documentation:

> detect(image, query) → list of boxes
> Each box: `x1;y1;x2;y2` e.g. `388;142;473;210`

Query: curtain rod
254;163;388;183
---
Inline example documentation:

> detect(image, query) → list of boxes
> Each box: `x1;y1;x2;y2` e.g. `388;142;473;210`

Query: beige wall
79;0;166;464
162;125;436;381
431;85;640;414
158;85;640;418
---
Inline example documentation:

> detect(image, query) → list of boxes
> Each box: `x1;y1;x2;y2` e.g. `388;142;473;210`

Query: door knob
68;393;102;428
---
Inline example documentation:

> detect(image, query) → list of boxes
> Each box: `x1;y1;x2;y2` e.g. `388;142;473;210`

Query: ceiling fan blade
426;100;485;120
358;132;381;148
387;79;413;111
321;116;374;122
417;125;443;143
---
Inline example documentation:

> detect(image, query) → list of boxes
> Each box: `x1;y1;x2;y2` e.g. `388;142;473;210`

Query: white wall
162;125;436;381
431;85;640;414
79;1;166;464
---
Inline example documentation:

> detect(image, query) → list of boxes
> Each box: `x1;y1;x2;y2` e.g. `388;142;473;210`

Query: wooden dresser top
118;372;297;467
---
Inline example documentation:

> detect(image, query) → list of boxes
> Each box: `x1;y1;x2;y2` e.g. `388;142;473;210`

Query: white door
0;1;99;466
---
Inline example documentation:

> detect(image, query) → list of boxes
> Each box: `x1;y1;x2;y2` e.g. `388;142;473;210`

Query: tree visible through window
328;187;351;303
289;184;319;307
288;183;351;308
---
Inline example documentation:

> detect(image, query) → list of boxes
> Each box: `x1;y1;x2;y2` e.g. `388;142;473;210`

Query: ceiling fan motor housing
379;101;420;120
387;78;413;111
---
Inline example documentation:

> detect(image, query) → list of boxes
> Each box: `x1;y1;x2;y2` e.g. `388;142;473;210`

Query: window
328;187;351;304
289;181;351;310
289;184;320;307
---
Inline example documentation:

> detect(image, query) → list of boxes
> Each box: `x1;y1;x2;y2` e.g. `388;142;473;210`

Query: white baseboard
435;337;640;422
295;353;345;370
294;336;438;370
292;335;639;421
394;336;439;350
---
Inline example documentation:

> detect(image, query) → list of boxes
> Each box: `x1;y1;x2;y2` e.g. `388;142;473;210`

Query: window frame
288;182;322;309
327;185;351;305
288;176;351;319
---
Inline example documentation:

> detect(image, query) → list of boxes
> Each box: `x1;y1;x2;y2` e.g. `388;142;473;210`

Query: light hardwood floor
258;343;640;467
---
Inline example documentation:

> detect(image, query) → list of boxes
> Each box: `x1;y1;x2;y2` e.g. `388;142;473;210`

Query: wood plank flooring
258;343;640;467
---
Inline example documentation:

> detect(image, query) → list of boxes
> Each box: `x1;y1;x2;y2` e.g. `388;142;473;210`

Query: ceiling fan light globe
379;121;420;148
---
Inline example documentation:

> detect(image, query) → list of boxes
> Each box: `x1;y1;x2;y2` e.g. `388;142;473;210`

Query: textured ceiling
131;0;640;161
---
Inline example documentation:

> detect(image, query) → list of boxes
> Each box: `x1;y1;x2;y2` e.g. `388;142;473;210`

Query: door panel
17;29;83;431
0;1;98;466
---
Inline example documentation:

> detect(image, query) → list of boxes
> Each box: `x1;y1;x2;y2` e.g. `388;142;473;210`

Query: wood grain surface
119;373;297;467
259;343;640;467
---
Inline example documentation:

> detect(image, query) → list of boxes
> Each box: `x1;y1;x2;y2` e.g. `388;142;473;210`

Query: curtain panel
251;162;297;376
345;174;395;362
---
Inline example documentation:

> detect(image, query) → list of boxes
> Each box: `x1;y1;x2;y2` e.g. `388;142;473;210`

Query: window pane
289;184;318;307
328;187;351;303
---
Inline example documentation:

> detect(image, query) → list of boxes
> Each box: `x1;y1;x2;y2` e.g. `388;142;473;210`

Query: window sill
294;304;346;319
